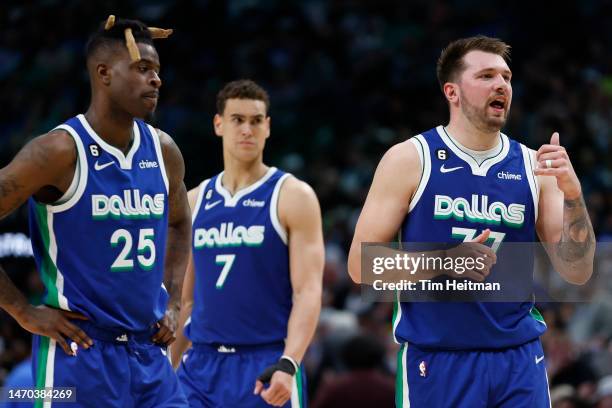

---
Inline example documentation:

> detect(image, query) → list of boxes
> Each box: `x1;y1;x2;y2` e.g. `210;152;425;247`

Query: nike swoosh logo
94;160;114;171
535;355;544;364
204;200;222;210
440;164;463;173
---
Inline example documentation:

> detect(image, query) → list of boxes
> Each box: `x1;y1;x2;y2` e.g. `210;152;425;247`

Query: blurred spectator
312;334;395;408
0;356;32;408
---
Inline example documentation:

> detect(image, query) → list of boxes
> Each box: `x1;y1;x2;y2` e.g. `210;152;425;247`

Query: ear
96;63;112;86
264;116;271;139
443;82;459;104
213;114;223;137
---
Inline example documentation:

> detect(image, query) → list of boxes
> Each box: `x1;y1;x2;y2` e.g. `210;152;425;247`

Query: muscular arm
279;177;324;364
536;173;595;285
347;141;420;283
171;187;199;369
256;177;324;406
158;130;191;330
0;131;93;353
0;131;77;315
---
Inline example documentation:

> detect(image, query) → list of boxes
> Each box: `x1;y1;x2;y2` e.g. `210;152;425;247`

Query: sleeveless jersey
28;114;169;331
394;126;547;350
185;167;292;345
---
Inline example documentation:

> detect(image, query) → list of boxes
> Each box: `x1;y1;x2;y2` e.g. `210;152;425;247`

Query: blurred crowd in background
0;1;611;407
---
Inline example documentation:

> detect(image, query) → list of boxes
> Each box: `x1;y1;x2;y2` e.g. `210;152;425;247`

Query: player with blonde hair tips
0;15;190;407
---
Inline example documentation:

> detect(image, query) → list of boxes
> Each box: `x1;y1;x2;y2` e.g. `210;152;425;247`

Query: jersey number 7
215;254;236;289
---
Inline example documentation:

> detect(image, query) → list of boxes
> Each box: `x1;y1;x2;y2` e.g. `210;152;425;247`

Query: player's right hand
16;305;93;355
445;229;497;282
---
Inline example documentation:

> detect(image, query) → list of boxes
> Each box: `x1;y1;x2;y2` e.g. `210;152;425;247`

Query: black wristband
256;357;296;384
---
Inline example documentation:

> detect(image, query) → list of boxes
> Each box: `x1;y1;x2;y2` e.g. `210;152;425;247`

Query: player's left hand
151;305;179;346
534;132;581;199
254;371;293;407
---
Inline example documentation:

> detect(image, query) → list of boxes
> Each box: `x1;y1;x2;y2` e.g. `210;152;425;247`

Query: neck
221;156;269;195
445;113;501;151
85;95;134;154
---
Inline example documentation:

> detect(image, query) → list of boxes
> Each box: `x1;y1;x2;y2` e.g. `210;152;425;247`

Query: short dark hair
85;17;154;60
216;79;270;115
436;35;511;90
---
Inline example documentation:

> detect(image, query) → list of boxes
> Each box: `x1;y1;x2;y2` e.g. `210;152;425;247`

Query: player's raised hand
534;132;581;199
254;371;293;407
16;305;92;355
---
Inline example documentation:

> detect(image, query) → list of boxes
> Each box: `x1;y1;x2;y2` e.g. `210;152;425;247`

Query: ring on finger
545;159;552;169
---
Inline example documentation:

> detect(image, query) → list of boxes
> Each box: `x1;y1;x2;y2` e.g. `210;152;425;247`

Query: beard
460;93;509;132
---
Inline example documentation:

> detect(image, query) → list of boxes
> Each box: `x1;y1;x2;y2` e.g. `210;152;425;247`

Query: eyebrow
137;58;160;70
475;67;512;75
230;113;265;119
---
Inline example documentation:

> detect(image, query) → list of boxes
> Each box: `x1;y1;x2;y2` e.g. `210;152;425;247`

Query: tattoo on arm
0;176;24;216
556;195;595;262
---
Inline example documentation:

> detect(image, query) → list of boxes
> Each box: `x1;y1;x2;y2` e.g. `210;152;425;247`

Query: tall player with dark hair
349;36;595;407
0;16;190;407
172;79;324;407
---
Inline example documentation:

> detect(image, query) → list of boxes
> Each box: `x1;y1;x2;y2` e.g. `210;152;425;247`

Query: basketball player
171;79;324;407
348;36;595;407
0;17;190;407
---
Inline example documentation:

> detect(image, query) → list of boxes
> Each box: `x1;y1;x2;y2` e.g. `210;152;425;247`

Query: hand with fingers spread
444;229;497;282
534;132;581;199
152;303;179;346
16;305;93;355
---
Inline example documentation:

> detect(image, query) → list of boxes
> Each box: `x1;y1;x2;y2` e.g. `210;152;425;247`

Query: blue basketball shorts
395;339;551;407
177;342;307;408
31;322;187;408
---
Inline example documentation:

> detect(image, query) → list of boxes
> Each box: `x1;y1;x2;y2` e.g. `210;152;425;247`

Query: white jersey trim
147;125;169;194
45;210;70;311
520;144;539;223
49;124;88;214
192;179;210;224
54;154;79;206
401;343;410;407
392;290;403;344
215;167;277;207
270;173;292;245
291;374;299;408
43;339;57;408
437;126;510;177
408;135;431;213
77;114;141;170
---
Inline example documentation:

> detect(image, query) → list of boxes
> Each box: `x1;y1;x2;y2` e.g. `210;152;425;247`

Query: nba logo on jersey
419;361;427;377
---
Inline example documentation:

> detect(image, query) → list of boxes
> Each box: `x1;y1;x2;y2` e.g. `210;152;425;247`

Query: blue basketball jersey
186;167;292;345
394;126;546;349
28;114;169;332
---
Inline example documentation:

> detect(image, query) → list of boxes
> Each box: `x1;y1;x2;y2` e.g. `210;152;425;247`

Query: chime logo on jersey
92;189;165;220
194;222;265;249
433;194;525;228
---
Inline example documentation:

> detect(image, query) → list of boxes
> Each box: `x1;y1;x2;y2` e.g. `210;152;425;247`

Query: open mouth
489;98;505;111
